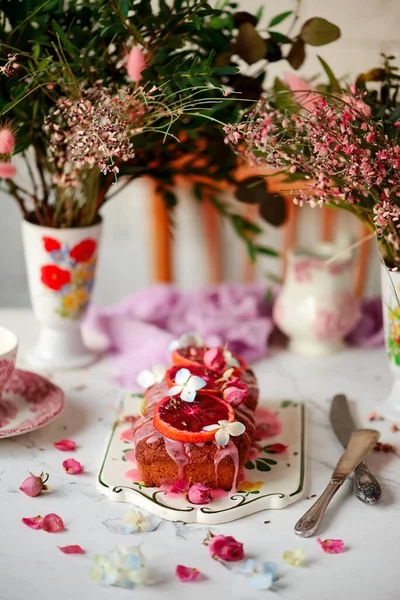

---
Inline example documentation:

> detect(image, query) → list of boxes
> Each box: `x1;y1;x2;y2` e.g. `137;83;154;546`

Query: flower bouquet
224;54;400;416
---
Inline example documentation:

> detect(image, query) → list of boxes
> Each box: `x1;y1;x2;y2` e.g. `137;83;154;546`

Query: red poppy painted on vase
41;265;71;291
42;237;61;253
69;239;97;263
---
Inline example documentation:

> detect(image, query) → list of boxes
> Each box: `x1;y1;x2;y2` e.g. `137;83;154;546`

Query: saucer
0;369;64;438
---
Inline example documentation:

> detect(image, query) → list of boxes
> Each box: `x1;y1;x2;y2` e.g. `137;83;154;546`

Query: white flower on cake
167;368;207;402
168;332;204;351
203;420;246;446
137;365;166;389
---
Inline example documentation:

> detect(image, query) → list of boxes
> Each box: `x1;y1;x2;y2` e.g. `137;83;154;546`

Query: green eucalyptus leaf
268;11;293;28
317;55;341;91
300;18;341;47
235;22;267;65
286;37;306;70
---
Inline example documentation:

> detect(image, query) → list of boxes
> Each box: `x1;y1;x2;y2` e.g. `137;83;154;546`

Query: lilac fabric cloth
86;284;384;388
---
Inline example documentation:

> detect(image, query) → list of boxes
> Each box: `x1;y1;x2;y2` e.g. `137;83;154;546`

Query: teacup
0;327;18;399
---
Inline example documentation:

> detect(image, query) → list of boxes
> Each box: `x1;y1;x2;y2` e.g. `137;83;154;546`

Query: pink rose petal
176;565;201;582
125;468;142;481
170;479;189;494
210;488;228;499
58;545;85;555
120;429;135;443
123;449;137;463
42;513;65;533
317;538;345;554
54;439;76;451
22;515;44;530
62;459;84;474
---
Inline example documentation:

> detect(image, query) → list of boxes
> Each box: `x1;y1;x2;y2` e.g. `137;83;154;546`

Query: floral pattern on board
387;304;400;365
40;236;97;319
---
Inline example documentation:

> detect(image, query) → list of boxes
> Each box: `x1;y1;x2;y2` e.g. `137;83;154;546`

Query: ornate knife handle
354;461;382;504
294;479;343;538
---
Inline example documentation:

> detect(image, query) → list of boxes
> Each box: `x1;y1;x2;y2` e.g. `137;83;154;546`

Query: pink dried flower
19;472;50;497
317;538;344;554
0;161;16;179
188;483;211;505
22;515;44;530
170;479;189;495
203;348;225;371
206;533;244;561
175;565;201;582
42;513;65;533
54;439;76;451
222;379;248;407
126;46;146;82
58;545;85;554
0;128;15;154
63;458;84;474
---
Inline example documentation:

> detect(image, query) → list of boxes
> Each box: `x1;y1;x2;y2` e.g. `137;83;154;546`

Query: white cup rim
0;326;18;357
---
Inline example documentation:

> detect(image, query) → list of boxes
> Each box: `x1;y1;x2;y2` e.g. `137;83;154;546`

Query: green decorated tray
97;394;306;524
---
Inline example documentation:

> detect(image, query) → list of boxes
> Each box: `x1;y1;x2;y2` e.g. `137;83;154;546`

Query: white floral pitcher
273;243;360;356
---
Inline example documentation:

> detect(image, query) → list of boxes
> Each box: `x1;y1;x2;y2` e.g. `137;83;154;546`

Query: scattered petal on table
22;515;44;530
317;538;345;554
42;513;65;533
205;532;244;561
123;509;159;534
283;548;306;567
59;545;85;555
54;439;76;451
63;458;84;474
176;565;202;582
19;472;50;497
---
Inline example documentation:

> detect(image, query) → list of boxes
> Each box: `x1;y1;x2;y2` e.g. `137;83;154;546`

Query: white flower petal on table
187;375;207;391
202;424;220;432
167;385;183;397
227;421;246;437
180;387;196;403
175;368;191;385
137;370;155;389
215;428;230;447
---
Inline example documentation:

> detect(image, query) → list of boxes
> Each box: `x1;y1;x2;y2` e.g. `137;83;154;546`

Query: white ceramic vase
21;219;102;370
380;264;400;421
273;243;361;356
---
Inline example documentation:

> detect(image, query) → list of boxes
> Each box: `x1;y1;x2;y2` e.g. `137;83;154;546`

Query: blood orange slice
165;365;222;395
153;394;235;443
172;345;247;370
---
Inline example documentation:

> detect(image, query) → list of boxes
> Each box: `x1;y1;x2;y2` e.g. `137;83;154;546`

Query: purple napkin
86;284;384;388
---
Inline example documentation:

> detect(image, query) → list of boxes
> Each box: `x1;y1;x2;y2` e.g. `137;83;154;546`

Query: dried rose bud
188;483;211;505
19;472;50;497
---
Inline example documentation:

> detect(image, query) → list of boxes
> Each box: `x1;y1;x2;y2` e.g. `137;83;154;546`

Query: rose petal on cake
58;545;85;554
42;513;65;533
317;538;344;554
21;515;44;530
170;479;188;495
176;565;201;582
54;439;76;451
120;429;135;443
62;458;84;474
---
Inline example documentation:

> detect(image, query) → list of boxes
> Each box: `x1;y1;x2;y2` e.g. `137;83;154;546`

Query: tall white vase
380;264;400;421
273;243;360;356
22;219;102;370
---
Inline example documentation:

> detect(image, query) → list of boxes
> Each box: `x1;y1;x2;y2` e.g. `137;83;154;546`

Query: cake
132;339;259;491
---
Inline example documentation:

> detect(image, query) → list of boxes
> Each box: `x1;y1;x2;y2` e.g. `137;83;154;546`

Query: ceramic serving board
96;394;307;524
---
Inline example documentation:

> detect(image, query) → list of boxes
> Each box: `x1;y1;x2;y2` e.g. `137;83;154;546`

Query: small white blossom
168;332;204;352
167;368;206;402
203;420;246;446
123;510;158;534
137;364;166;389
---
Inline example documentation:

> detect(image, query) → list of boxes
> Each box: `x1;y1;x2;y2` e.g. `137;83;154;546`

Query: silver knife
294;428;380;537
331;394;382;504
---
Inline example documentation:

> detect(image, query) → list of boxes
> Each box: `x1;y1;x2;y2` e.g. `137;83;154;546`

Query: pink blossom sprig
224;88;400;266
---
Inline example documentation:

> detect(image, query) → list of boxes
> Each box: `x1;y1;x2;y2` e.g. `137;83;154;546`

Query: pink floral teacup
0;327;18;399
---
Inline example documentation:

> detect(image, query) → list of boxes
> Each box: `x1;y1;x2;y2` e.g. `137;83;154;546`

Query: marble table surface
1;309;399;600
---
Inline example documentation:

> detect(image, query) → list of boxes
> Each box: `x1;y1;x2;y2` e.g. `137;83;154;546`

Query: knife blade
294;428;380;537
331;394;382;504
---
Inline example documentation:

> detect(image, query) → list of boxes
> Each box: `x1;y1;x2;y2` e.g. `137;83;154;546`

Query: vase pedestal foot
289;339;345;357
379;378;400;423
26;326;98;371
